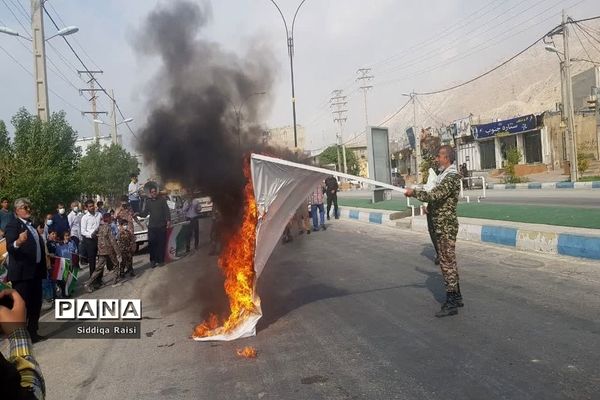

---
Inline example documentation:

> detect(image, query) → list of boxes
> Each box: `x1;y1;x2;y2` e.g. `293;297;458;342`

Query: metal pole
31;0;49;121
288;37;298;148
413;93;421;184
563;11;578;181
336;134;341;172
110;89;118;144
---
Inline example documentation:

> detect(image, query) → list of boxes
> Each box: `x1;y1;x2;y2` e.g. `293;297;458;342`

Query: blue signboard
472;114;536;140
406;127;415;149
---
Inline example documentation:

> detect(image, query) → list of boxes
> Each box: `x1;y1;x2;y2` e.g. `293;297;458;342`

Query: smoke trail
135;0;277;232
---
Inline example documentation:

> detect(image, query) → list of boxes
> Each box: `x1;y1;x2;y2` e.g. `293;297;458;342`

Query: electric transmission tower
356;68;374;126
330;89;348;173
78;70;108;140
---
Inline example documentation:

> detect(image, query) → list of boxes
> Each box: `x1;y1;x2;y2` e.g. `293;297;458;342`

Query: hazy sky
0;0;598;154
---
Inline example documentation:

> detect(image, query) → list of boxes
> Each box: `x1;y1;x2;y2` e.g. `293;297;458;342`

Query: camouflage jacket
116;207;134;232
415;173;460;240
97;224;120;258
118;229;136;255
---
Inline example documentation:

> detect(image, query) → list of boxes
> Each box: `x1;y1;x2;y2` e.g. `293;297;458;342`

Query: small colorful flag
50;256;70;281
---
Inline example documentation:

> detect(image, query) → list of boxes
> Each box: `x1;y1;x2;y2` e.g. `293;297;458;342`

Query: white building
266;125;306;150
75;134;122;155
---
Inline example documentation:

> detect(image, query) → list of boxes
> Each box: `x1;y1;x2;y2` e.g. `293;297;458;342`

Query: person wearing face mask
51;203;70;238
405;145;463;318
67;201;83;246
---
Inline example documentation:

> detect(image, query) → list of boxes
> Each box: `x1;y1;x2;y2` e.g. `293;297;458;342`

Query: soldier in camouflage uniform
406;145;463;317
118;218;136;277
84;214;121;292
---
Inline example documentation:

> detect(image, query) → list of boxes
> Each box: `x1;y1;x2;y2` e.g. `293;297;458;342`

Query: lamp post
545;16;578;182
268;0;310;149
0;2;78;122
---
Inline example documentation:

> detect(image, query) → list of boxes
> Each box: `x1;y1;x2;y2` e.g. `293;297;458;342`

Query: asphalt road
339;189;600;208
31;219;600;400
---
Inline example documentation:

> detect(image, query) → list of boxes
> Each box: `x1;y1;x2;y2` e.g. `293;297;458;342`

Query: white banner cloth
196;154;407;341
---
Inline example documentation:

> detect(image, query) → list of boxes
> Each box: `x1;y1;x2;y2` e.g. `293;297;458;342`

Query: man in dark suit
5;198;47;342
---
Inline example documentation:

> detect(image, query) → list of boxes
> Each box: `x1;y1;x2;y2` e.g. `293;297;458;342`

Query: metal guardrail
460;176;486;202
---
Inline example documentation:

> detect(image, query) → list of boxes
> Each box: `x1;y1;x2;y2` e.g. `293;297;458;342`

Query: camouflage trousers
121;253;133;275
438;237;459;292
86;254;119;286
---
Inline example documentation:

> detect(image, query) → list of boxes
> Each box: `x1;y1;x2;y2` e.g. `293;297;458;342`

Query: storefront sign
472;114;536;140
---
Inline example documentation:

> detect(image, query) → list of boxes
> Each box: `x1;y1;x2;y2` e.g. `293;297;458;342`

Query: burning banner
193;154;406;341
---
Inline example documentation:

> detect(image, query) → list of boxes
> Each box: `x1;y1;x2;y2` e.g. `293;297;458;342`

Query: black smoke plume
135;0;279;233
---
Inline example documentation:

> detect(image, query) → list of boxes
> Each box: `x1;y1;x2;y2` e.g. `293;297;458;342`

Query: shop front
472;114;546;170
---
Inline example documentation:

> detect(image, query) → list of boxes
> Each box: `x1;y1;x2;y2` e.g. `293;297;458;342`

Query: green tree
503;147;525;184
79;142;139;204
318;145;360;175
5;108;80;215
0;120;13;191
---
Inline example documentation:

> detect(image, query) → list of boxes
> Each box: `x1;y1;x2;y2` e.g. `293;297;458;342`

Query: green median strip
338;199;600;230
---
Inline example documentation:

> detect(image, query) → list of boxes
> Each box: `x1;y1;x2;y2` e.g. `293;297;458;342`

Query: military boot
436;292;459;318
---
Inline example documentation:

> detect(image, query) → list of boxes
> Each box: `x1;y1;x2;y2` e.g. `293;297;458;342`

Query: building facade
266;125;306;150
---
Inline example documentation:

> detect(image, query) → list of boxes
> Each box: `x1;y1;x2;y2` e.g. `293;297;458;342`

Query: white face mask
73;207;79;212
58;208;65;215
46;220;53;226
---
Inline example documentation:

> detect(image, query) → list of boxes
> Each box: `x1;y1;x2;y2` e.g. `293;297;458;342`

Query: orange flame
236;346;257;358
193;161;258;338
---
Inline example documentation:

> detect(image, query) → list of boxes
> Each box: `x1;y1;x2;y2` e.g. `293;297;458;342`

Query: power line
415;97;446;126
571;22;597;62
370;0;506;71
9;0;29;21
45;1;103;71
43;6;137;138
574;21;600;48
1;0;32;39
0;43;92;124
376;0;548;78
379;0;578;89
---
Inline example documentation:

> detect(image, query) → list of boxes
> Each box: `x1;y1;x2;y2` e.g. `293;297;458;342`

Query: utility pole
562;11;578;182
330;89;348;173
110;89;118;145
31;0;49;121
79;70;107;141
356;68;374;126
407;92;421;184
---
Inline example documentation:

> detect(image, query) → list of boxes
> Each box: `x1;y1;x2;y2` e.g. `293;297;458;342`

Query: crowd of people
281;175;340;243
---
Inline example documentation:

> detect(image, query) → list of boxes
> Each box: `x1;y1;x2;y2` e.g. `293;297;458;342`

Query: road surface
31;218;600;400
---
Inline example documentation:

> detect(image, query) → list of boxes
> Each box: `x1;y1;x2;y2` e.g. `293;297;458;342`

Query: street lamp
0;24;78;41
268;0;311;149
0;12;79;122
94;117;134;126
546;12;578;181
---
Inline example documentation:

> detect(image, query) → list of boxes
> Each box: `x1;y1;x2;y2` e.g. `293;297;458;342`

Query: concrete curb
487;181;600;190
339;207;600;261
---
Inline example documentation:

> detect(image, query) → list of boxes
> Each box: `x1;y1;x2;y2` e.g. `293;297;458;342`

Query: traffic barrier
339;207;600;261
487;181;600;190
